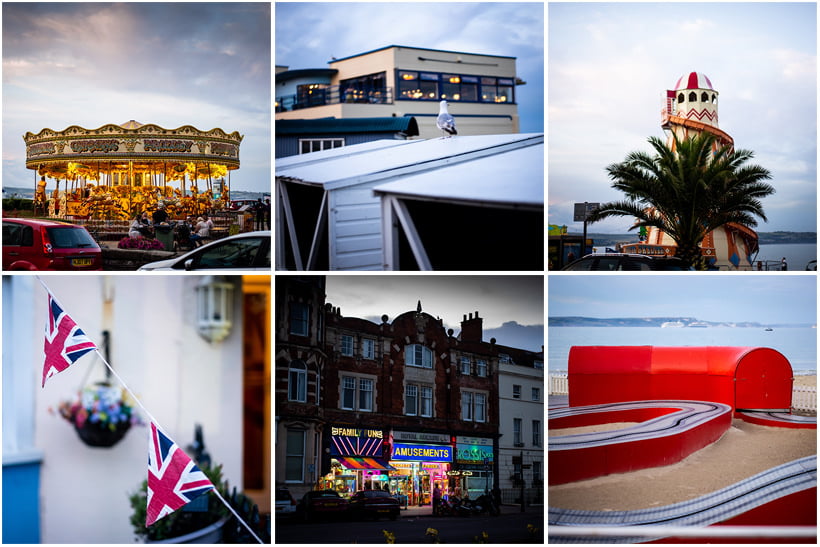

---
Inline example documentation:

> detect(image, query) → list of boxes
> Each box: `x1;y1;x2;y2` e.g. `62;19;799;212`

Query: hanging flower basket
53;382;143;448
75;419;132;447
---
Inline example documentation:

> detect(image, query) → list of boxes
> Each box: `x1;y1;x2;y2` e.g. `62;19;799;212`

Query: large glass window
513;418;522;445
340;71;388;103
288;360;307;402
285;429;305;482
397;70;512;103
289;302;309;336
406;344;433;368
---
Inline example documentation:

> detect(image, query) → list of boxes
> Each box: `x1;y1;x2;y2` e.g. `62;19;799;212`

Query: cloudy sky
275;2;544;133
324;275;544;351
549;2;817;233
2;3;271;193
549;275;816;325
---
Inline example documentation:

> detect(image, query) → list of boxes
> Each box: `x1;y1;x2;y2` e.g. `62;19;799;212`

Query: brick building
275;276;542;505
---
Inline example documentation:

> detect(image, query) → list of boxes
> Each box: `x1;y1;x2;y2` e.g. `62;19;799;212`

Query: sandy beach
549;375;817;511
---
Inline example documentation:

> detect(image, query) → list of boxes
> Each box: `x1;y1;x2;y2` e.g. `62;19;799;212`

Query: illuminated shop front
321;425;393;498
455;436;495;499
388;430;453;505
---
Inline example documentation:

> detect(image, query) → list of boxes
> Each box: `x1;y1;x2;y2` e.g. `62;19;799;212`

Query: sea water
548;326;817;373
756;243;816;270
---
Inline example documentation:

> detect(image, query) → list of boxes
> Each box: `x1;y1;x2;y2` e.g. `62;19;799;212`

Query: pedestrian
781;257;788;271
152;203;169;225
254;198;265;231
432;483;442;516
264;197;271;230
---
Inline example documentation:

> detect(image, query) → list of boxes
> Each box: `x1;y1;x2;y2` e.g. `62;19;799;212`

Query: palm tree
587;131;774;269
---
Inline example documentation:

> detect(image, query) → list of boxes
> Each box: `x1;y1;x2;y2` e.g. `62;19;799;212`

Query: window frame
395;69;516;104
405;384;419;416
298;138;344;155
532;387;540;402
405;344;433;369
340;373;376;412
362;338;376;360
289;302;309;336
512;384;521;399
476;359;487;377
513;418;522;446
532;419;541;447
285;428;306;483
462;391;474;421
340;334;354;357
288;360;307;403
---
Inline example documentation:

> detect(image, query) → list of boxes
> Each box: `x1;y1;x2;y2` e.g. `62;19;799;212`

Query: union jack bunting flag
147;422;214;526
43;292;97;388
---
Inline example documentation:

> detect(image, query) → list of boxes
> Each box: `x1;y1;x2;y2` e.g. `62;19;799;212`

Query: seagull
436;100;457;138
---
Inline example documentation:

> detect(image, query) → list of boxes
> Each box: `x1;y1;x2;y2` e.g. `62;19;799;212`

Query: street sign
574;202;600;222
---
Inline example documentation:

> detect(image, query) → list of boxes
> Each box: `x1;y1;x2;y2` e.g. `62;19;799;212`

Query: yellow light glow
449;77;460;84
453;94;460;100
402;73;416;80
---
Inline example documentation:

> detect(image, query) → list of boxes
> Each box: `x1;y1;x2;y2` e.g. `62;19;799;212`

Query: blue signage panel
391;443;453;462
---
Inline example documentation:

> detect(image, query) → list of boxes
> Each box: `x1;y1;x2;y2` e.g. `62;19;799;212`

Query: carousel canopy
23;120;242;181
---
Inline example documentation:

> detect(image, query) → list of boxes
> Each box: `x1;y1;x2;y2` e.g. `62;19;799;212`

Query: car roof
3;218;79;228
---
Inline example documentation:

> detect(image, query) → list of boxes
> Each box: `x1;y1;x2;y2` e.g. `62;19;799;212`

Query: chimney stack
460;311;483;343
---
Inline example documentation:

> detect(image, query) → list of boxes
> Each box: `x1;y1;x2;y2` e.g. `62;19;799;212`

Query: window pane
421;386;432;417
423;347;432;368
342;376;355;409
285;429;305;481
341;335;353;356
532;420;541;446
460;358;470;375
476;359;487;377
405;384;418;415
462;391;473;421
475;393;486;422
359;378;373;411
290;303;308;336
460;83;478;101
363;339;375;359
513;418;522;444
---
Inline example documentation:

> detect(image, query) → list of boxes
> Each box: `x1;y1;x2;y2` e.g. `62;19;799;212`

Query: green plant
129;463;230;541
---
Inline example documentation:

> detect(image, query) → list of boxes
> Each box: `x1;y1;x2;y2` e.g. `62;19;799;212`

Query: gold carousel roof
23;122;243;175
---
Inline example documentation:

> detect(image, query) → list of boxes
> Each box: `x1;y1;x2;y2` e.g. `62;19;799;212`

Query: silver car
138;231;271;271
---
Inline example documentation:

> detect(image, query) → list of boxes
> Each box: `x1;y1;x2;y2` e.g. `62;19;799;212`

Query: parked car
275;488;297;519
137;231;270;271
2;218;102;271
296;490;348;522
347;490;401;521
562;253;690;271
229;199;259;211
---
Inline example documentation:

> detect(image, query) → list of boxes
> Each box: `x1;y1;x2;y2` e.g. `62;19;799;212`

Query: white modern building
498;350;544;505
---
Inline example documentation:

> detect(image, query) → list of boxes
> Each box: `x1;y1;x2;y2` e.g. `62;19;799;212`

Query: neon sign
391;443;453;462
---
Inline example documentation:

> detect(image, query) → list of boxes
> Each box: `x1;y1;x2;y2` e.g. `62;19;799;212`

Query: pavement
399;503;539;518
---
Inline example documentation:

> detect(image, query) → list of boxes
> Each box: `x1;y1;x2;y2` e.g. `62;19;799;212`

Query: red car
296;490;348;522
2;218;102;271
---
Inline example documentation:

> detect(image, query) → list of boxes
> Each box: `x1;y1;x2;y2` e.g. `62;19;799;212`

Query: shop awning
336;456;395;470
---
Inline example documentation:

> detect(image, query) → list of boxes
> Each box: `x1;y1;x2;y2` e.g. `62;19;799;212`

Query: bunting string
36;276;264;543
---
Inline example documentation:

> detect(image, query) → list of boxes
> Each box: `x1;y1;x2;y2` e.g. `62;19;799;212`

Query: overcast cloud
3;3;271;193
548;2;816;233
275;2;544;133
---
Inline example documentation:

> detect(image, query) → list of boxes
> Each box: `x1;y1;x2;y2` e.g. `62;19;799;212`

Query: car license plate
378;509;389;513
325;502;337;507
72;258;93;266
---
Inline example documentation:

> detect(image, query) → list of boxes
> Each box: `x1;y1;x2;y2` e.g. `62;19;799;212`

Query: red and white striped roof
673;72;714;91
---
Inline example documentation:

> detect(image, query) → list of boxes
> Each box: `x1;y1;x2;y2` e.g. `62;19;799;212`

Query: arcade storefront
453;435;495;499
319;425;394;498
387;430;453;506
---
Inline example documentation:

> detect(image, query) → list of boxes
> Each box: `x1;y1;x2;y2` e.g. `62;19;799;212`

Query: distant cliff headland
549;316;815;328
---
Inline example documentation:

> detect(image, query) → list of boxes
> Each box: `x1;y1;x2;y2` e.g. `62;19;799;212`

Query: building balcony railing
276;86;394;112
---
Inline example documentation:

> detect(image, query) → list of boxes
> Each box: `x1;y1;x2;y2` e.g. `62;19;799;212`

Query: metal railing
792;385;817;412
276;86;394;112
548;373;817;413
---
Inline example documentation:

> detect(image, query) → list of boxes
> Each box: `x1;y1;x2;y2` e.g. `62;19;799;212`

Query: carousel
24;120;242;220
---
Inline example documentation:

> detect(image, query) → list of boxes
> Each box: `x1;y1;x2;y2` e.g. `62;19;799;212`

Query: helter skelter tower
622;71;759;270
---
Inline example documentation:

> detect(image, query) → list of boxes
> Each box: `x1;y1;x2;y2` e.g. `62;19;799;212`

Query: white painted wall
5;275;245;543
